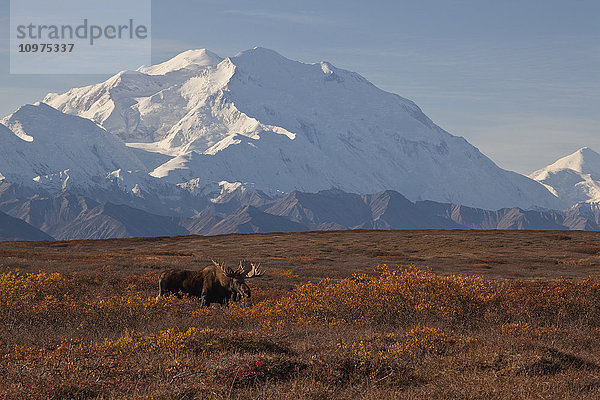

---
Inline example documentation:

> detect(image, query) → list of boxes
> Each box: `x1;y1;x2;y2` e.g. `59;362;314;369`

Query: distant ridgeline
1;186;600;241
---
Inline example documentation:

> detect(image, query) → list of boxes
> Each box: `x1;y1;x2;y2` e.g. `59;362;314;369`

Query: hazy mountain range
3;186;600;241
0;48;598;240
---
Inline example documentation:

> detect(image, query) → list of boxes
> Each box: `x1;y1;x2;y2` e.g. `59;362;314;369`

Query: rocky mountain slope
2;188;598;241
0;210;54;241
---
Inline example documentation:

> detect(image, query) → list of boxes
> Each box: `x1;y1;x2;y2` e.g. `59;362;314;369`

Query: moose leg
230;292;240;304
156;278;164;300
200;293;209;307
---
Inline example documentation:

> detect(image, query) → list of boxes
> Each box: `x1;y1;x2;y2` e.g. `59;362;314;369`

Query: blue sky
0;0;598;174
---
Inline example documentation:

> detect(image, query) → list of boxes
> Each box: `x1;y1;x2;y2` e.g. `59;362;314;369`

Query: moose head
211;259;264;300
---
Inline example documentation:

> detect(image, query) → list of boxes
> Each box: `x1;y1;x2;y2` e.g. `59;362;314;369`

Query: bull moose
157;259;264;306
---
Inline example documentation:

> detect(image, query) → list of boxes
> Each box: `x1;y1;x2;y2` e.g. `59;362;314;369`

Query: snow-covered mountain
0;103;146;192
0;103;212;216
530;147;600;206
39;47;559;210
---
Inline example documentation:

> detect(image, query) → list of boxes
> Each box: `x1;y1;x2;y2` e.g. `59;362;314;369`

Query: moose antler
212;259;265;278
239;260;264;278
211;259;236;277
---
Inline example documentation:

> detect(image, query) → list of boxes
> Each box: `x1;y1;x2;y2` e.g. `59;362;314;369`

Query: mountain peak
529;147;600;206
576;146;599;158
230;47;296;71
235;47;285;59
532;147;600;178
138;49;223;75
2;102;62;129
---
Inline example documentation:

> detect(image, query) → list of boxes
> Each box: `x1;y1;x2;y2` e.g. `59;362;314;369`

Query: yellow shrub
231;265;501;328
388;326;475;357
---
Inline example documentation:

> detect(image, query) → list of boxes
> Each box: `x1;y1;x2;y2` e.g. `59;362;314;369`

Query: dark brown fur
157;264;251;306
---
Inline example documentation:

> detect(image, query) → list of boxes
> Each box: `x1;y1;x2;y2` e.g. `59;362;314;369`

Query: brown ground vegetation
1;230;600;399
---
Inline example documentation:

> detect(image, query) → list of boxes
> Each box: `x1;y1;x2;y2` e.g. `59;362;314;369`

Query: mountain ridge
2;188;599;241
38;47;561;210
0;209;54;241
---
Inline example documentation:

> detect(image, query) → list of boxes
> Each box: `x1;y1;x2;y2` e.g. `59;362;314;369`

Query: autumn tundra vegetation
1;230;600;399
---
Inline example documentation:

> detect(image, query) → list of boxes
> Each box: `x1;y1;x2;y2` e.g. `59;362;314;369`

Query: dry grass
1;230;600;398
2;230;600;282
